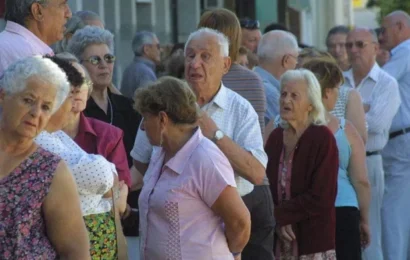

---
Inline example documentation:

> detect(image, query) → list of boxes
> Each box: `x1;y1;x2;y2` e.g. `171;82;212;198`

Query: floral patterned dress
275;149;337;260
0;147;60;260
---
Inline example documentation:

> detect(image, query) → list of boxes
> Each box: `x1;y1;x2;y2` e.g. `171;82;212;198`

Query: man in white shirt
343;27;400;260
131;28;274;260
378;10;410;260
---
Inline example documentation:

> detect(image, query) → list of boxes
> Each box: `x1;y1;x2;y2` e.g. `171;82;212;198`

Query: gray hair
52;15;86;54
0;56;70;114
257;30;298;61
184;28;230;57
75;10;104;26
5;0;48;26
279;69;327;128
55;52;94;98
67;26;114;60
132;31;157;56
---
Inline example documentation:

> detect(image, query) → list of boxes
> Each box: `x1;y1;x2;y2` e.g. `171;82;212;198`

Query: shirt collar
344;62;380;88
164;127;203;175
206;83;229;110
5;21;54;55
134;56;156;71
78;112;97;137
391;39;410;56
254;66;280;89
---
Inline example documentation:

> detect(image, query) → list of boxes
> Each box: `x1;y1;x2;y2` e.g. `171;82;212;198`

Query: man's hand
198;111;219;139
360;220;371;248
276;225;296;242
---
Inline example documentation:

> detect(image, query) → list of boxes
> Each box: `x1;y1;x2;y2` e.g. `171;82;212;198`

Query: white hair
132;31;157;56
279;69;327;128
0;56;70;114
184;28;230;57
67;26;114;60
257;30;298;61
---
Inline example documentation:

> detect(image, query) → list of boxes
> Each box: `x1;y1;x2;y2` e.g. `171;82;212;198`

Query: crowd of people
0;1;409;260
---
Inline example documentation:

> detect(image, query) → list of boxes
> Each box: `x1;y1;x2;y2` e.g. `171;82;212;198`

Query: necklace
107;96;113;125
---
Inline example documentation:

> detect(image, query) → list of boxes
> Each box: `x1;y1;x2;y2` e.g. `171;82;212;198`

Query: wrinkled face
379;17;400;51
81;44;114;89
0;77;56;138
184;34;230;94
280;79;312;122
242;29;261;53
346;30;378;68
47;91;74;130
322;85;340;111
140;113;162;146
71;63;89;113
40;0;72;44
327;33;348;64
237;54;249;67
145;36;161;64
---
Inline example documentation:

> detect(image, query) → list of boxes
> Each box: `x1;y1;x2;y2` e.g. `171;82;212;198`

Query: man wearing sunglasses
121;31;161;99
240;18;262;53
378;10;410;260
342;28;401;260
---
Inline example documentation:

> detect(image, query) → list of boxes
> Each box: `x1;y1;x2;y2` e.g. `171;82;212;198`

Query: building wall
256;0;277;32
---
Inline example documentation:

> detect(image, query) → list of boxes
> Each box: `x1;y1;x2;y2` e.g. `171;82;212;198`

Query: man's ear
30;2;44;21
222;56;232;75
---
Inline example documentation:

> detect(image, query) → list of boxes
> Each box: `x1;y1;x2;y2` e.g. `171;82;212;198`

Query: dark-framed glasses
240;18;260;30
82;54;116;65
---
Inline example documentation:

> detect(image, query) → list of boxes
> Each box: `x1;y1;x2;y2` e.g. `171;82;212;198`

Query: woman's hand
276;225;296;242
360;219;371;248
115;181;129;215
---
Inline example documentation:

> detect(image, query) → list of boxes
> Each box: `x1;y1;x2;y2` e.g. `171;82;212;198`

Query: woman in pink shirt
134;76;251;260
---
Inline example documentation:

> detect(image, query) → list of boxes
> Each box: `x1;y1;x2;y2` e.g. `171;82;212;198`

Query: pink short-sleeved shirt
139;128;236;260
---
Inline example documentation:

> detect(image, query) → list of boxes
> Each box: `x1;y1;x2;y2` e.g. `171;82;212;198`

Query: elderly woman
0;56;90;259
135;76;251;260
34;56;128;259
67;26;141;167
265;69;339;259
57;52;131;187
302;59;371;259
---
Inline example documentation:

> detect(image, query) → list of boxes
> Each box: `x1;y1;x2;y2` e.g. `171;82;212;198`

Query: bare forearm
225;222;251;253
216;137;265;185
352;180;371;221
133;159;149;176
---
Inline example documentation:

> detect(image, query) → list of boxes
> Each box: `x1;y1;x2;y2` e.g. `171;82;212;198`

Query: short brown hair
198;8;241;62
134;76;199;124
239;46;248;56
298;48;335;68
301;58;344;96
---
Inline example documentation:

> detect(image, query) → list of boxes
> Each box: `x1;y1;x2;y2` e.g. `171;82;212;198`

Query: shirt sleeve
366;77;401;134
107;131;132;187
130;123;154;164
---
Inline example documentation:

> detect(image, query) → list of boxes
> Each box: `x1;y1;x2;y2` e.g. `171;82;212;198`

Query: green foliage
374;0;410;23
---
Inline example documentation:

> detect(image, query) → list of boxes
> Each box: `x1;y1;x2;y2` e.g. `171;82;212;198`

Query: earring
159;130;164;147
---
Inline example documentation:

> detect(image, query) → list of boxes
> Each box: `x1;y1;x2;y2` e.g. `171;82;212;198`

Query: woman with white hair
0;56;90;259
265;69;339;259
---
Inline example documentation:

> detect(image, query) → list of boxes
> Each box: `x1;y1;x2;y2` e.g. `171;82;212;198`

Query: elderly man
343;28;400;260
378;10;410;260
254;30;299;125
240;18;262;53
326;25;351;71
0;0;72;76
121;31;161;99
131;28;270;260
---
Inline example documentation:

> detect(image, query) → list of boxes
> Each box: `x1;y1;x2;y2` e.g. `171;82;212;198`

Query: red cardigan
265;125;339;255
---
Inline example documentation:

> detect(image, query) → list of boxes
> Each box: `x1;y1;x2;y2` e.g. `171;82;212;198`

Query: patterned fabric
0;147;60;260
84;212;117;260
330;86;351;119
276;149;336;260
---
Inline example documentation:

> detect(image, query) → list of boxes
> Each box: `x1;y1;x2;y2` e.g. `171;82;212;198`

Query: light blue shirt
254;66;280;125
382;39;410;132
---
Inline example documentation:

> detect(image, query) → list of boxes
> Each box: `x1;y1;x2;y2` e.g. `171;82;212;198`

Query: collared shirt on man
120;56;157;99
254;66;280;125
343;63;400;152
0;21;53;77
130;84;268;197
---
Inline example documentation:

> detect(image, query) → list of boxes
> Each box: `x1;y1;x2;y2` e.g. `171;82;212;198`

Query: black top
84;90;141;168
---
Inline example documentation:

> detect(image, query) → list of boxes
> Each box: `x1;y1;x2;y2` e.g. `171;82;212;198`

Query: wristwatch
212;129;224;143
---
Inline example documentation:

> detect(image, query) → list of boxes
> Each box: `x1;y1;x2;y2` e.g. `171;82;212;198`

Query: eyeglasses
81;54;116;65
147;43;161;50
240;19;260;30
345;41;375;49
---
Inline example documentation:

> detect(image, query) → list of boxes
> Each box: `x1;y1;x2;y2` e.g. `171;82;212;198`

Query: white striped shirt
130;84;267;196
343;63;401;151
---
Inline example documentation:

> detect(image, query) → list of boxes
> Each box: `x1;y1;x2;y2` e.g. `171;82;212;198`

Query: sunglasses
345;41;374;49
240;19;260;30
81;54;116;65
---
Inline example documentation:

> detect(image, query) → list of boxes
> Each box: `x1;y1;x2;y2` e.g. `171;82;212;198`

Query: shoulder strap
339;118;346;130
